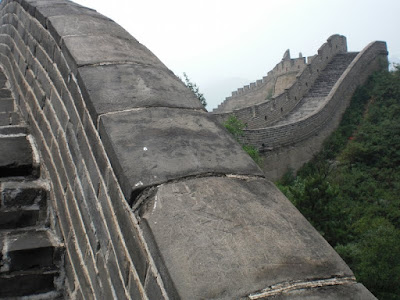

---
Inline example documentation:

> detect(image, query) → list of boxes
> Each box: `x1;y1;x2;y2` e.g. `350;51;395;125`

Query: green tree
182;72;207;108
276;67;400;299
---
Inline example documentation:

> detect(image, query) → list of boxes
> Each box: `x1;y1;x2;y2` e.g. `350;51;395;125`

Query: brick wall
0;0;169;298
213;35;347;129
241;41;388;150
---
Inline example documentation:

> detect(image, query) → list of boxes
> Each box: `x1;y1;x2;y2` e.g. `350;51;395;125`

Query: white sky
74;0;400;110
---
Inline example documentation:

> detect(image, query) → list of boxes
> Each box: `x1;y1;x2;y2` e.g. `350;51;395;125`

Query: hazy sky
74;0;400;110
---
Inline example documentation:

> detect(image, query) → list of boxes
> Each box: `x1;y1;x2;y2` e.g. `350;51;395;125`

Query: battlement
213;51;308;113
213;35;348;129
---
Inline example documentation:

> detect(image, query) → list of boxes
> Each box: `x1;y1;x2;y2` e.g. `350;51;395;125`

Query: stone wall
0;0;173;297
213;35;347;129
213;53;307;113
0;0;377;299
253;41;388;179
241;41;387;149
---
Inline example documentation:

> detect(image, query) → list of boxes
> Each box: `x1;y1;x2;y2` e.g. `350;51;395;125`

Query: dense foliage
182;72;207;108
223;115;262;165
276;67;400;299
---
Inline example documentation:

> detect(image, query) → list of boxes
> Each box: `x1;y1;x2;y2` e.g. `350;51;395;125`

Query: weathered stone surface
1;180;46;208
62;34;164;72
7;230;57;271
99;108;263;201
137;176;352;299
269;283;377;299
0;271;59;298
78;64;204;121
0;209;39;229
0;135;33;177
0;98;13;112
47;14;132;42
31;2;102;26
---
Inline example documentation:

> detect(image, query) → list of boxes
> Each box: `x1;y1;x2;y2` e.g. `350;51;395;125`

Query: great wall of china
0;0;386;299
212;35;388;179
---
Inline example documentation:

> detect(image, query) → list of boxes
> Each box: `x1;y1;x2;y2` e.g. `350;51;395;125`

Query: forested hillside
277;67;400;300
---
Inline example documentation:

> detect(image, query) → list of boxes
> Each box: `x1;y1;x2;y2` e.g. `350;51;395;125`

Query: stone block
47;14;132;45
144;270;165;300
0;209;39;229
104;177;148;283
61;34;164;74
33;2;101;27
77;63;204;122
0;271;58;297
106;251;128;299
1;180;46;208
0;135;33;177
138;176;353;299
95;251;117;300
7;230;57;271
64;239;95;298
0;98;14;112
127;271;143;300
99;107;263;202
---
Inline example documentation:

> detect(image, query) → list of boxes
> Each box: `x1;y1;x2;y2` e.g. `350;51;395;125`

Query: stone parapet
213;35;347;129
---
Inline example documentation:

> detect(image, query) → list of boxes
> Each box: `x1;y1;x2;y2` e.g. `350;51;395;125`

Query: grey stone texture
99;107;263;201
267;283;377;299
78;64;204;122
138;176;353;299
0;0;381;299
0;136;33;177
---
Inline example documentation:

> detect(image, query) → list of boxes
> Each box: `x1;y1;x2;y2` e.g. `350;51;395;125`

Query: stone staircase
0;69;64;299
272;52;359;126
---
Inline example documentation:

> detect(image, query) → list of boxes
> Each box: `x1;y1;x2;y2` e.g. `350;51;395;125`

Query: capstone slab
78;63;204;121
62;34;165;72
47;14;133;43
268;283;377;299
137;176;353;299
99;107;263;201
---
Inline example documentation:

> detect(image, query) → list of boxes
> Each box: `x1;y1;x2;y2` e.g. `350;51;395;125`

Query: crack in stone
248;276;357;299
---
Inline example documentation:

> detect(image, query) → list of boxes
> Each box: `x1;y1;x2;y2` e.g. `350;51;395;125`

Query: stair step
1;180;47;209
0;269;60;298
2;230;62;272
0;88;11;99
0;135;38;178
0;209;40;229
0;126;28;135
0;112;21;126
0;98;13;113
272;52;358;126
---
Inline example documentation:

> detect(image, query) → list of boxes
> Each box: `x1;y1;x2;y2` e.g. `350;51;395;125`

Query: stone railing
213;35;347;129
0;0;376;299
241;41;388;150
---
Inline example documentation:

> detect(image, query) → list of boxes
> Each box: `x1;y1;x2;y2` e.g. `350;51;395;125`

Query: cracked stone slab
99;107;263;202
137;176;353;299
267;283;376;299
78;64;204;121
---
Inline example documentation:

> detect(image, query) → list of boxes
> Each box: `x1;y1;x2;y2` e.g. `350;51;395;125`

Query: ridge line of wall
241;41;388;151
212;35;347;129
